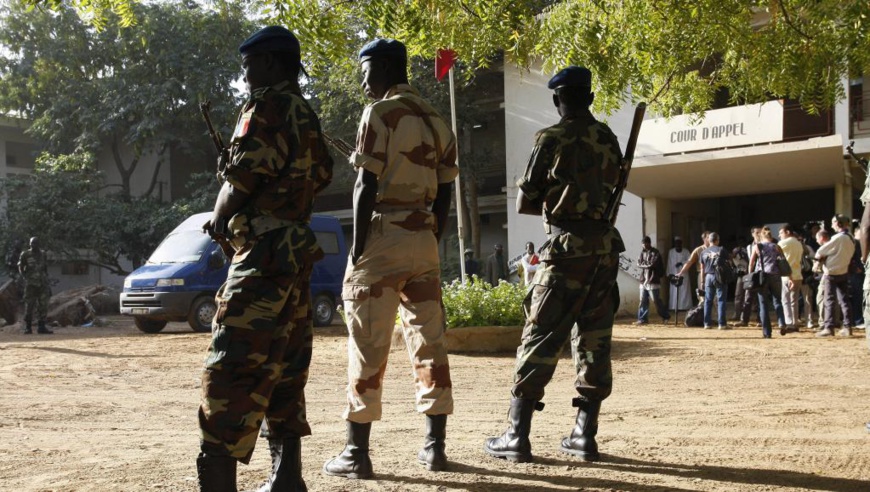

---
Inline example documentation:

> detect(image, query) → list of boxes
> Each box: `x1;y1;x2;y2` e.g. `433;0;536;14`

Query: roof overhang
627;135;846;200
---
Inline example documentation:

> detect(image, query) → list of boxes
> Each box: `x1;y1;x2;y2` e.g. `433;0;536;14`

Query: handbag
776;256;792;276
743;244;766;291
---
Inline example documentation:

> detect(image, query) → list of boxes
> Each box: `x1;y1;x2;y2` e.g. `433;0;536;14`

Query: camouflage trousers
199;226;318;464
23;281;50;323
342;213;453;422
513;253;619;403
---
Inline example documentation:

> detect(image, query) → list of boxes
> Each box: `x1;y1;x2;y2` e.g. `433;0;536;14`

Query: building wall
95;144;172;199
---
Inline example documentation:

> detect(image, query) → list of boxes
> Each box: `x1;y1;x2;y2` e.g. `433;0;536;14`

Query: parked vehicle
120;212;347;333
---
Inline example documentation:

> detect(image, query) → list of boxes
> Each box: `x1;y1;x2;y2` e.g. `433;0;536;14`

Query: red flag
435;49;456;81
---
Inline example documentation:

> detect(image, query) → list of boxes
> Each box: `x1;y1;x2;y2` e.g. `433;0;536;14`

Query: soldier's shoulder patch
233;109;255;140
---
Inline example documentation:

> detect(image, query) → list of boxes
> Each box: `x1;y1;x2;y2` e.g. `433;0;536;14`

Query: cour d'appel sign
636;101;784;156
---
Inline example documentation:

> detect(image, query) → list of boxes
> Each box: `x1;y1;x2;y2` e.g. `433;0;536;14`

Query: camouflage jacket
352;84;458;232
517;112;625;260
18;249;48;285
224;79;334;245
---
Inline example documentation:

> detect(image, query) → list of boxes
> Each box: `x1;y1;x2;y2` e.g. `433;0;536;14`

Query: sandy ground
1;316;869;492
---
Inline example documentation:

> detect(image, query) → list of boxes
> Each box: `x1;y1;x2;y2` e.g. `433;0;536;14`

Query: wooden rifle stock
606;102;647;225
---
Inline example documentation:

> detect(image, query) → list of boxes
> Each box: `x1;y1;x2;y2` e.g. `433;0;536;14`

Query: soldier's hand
217;148;229;172
351;242;364;266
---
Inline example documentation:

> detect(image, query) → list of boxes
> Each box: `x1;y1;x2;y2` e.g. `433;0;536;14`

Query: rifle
605;102;647;225
323;132;355;158
198;101;235;256
199;100;228;181
847;140;868;170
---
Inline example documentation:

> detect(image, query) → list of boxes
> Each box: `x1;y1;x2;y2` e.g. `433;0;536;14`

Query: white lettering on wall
637;101;784;156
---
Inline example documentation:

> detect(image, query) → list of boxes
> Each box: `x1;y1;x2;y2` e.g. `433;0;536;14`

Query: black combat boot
559;397;601;461
322;421;373;479
483;398;543;463
417;414;448;471
37;320;53;334
256;437;306;492
22;320;32;334
195;453;237;492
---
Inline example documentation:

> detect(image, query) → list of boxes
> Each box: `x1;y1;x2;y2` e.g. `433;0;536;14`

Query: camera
668;274;684;287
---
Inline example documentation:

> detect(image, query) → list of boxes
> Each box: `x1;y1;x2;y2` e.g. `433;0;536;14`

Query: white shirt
521;252;539;285
815;231;855;276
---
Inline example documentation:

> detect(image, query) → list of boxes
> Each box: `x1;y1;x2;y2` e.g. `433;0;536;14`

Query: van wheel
313;294;335;327
134;317;167;334
188;296;216;333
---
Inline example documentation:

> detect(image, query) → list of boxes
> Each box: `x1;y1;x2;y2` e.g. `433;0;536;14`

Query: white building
503;66;870;315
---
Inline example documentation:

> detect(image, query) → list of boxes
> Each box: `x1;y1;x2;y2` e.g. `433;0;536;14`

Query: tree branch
776;0;812;40
324;0;356;14
648;71;675;105
143;142;168;198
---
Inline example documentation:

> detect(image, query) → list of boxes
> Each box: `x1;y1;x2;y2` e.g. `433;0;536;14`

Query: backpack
684;301;704;327
713;251;736;286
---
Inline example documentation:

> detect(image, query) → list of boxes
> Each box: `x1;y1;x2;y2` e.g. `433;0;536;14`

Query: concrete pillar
642;197;673;254
834;158;854;217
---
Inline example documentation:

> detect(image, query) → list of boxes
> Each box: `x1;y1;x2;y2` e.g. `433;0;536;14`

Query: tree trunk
463;173;481;259
111;137;139;201
143;143;168;199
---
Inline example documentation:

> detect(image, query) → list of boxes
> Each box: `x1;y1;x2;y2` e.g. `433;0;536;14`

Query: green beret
239;26;300;57
547;66;592;90
358;38;407;63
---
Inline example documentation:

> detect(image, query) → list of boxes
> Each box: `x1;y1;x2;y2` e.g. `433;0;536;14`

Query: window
314;231;340;255
61;261;89;275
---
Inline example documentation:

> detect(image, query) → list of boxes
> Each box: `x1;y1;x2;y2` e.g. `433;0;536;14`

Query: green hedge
441;276;527;328
336;276;528;329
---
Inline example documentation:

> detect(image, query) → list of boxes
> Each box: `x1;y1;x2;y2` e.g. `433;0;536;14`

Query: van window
148;231;213;264
315;231;340;255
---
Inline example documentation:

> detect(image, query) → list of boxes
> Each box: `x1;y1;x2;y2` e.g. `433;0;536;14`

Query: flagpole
448;66;467;282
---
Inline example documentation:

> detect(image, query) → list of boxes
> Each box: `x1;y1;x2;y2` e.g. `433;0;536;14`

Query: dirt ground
1;316;869;492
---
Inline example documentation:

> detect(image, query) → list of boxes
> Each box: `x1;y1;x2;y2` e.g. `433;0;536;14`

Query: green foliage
0;0;253;197
25;1;870;116
441;277;526;328
0;153;221;276
266;0;868;117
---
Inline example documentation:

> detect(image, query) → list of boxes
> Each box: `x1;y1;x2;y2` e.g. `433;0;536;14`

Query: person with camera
814;215;856;337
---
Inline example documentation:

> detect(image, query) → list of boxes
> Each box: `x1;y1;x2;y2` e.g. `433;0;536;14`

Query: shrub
441;276;527;328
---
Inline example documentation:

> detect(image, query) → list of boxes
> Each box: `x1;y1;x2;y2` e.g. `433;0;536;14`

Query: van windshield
148;231;213;264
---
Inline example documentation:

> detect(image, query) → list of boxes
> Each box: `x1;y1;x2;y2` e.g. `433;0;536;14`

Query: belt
249;215;304;237
373;200;429;213
547;218;610;236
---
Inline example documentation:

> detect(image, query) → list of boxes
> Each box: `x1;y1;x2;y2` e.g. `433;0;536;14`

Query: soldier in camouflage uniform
323;38;457;480
18;236;52;334
196;26;333;492
484;66;625;463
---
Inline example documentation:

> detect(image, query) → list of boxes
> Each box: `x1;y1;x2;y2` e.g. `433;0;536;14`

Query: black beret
358;38;407;63
547;66;592;90
239;26;300;57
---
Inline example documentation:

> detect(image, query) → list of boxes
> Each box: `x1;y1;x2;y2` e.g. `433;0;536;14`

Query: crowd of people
634;218;866;338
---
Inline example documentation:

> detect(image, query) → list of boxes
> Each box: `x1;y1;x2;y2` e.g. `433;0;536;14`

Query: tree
0;0;253;199
270;0;870;117
26;1;870;116
0;152;218;276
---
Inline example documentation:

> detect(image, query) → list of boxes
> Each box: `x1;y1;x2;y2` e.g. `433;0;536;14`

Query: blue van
120;212;347;333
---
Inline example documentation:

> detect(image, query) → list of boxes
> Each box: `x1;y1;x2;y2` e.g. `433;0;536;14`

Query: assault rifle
198;100;234;257
605;102;647;225
847;140;868;170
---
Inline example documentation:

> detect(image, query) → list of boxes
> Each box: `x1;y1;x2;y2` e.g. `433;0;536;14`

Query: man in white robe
667;237;692;311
